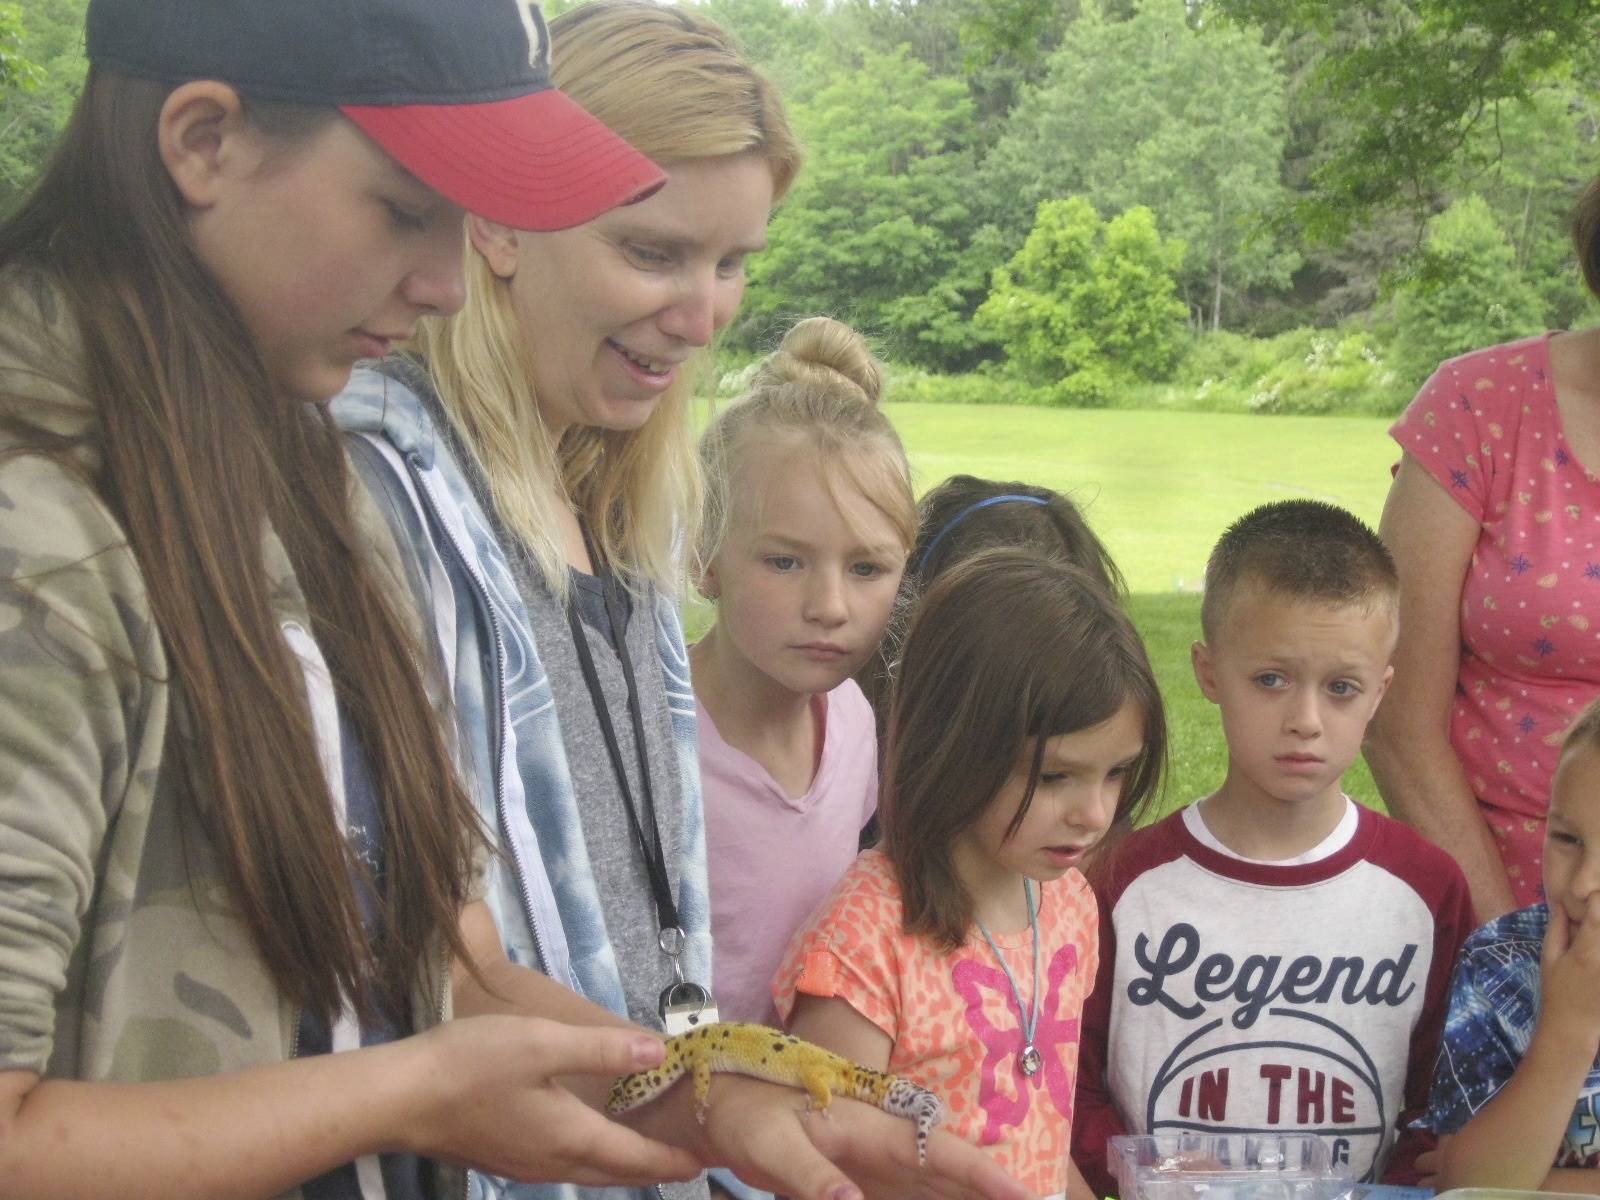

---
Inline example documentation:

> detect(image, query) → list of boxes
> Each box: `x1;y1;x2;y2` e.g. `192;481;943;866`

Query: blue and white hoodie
331;358;711;1200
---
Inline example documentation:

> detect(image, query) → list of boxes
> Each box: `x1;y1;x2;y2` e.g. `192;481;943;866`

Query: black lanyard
563;566;681;936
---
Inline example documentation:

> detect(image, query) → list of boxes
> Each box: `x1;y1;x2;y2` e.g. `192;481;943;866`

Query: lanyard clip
659;980;717;1035
655;927;717;1034
659;925;685;959
659;925;688;986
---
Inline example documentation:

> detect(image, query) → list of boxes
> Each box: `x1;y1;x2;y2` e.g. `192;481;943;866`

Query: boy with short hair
1072;500;1475;1195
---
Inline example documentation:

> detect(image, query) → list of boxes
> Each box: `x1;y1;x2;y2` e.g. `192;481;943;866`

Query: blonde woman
0;0;720;1194
332;5;1031;1200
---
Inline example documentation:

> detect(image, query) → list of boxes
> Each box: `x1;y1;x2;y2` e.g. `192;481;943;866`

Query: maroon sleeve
1072;815;1197;1196
1072;830;1155;1199
1373;822;1479;1185
1072;885;1126;1197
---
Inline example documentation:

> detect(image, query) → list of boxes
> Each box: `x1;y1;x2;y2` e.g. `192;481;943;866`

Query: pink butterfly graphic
951;942;1080;1145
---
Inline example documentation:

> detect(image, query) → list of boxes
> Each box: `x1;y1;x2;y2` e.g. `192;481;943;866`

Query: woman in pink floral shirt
1370;187;1600;920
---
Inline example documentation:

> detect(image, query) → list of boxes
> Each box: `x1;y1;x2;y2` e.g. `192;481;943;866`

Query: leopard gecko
606;1021;944;1166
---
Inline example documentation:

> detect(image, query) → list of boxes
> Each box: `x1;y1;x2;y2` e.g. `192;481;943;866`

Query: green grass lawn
690;404;1396;810
884;403;1399;593
882;403;1396;813
693;404;1399;814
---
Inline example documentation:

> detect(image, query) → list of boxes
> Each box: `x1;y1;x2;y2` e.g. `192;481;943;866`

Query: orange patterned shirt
772;849;1098;1198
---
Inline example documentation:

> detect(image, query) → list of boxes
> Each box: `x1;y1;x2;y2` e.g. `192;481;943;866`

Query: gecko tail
881;1077;944;1167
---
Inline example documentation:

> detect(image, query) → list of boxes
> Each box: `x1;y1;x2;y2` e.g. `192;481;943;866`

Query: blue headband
916;494;1051;574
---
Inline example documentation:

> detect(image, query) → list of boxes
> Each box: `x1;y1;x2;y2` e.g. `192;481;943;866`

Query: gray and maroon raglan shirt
1072;803;1474;1195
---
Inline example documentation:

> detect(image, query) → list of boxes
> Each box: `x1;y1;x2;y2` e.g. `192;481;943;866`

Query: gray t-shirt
401;383;708;1200
429;409;688;1029
516;559;710;1200
520;563;686;1029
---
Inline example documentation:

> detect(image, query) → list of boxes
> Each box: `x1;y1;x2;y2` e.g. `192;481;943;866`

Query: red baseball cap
87;0;665;231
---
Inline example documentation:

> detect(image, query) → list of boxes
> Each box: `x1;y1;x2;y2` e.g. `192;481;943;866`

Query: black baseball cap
85;0;665;230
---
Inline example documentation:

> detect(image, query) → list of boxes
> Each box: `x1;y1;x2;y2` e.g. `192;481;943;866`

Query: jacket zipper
407;454;552;979
407;451;673;1200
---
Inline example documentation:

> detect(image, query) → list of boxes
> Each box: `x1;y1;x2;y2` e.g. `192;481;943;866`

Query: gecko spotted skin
606;1021;945;1166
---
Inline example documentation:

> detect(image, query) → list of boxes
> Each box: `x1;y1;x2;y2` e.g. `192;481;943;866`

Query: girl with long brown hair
0;0;711;1196
776;550;1167;1200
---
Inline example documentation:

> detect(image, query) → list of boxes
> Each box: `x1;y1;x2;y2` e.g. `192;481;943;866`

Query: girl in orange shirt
775;549;1167;1200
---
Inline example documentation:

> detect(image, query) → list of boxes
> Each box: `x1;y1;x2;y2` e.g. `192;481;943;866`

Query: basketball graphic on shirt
1089;821;1473;1192
1145;1009;1387;1175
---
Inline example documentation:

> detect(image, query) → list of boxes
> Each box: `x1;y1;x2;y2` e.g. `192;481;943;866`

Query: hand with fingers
637;1072;1035;1200
1539;891;1600;1058
1411;1146;1439;1187
794;1092;1035;1200
410;1016;702;1188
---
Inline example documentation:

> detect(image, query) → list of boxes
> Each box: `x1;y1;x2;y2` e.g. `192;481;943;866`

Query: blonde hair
697;317;915;578
414;0;801;596
1562;697;1600;760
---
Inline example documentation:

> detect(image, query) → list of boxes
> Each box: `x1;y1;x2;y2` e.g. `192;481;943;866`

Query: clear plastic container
1108;1133;1354;1200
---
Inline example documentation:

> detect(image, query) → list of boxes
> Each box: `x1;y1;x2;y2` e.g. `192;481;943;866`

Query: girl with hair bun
691;316;915;1029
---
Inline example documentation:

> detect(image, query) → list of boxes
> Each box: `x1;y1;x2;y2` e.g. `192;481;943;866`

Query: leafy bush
885;366;1057;406
975;197;1189;398
886;364;1157;409
843;322;1410;417
1047;365;1119;408
1243;331;1406;415
713;357;763;400
1173;329;1287;389
1144;326;1408;416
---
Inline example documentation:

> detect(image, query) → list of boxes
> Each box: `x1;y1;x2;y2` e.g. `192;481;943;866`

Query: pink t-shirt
1390;334;1600;821
699;678;878;1026
773;849;1098;1199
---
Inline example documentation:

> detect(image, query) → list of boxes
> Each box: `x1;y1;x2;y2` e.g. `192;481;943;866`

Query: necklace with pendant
974;878;1042;1078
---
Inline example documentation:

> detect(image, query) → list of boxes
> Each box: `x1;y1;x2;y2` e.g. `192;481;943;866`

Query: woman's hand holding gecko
624;1074;1036;1200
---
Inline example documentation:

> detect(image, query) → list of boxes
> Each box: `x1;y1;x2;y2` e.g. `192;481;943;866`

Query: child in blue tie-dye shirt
1426;695;1600;1189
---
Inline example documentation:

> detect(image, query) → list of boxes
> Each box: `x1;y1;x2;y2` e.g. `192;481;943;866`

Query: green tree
975;196;1188;403
695;0;836;105
1208;0;1600;242
1391;194;1546;388
0;0;86;208
733;46;981;368
980;1;1297;332
830;0;1083;132
1217;5;1417;328
1453;78;1598;330
0;5;31;92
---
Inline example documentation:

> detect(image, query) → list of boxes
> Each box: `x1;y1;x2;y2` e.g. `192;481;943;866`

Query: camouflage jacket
0;271;464;1200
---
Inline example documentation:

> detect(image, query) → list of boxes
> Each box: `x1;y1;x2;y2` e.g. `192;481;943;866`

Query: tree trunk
1212;247;1224;333
1518;182;1533;270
